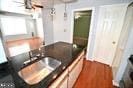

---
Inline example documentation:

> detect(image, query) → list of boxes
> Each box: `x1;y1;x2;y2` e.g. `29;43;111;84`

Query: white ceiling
32;0;78;6
0;0;61;12
0;0;78;13
32;0;62;5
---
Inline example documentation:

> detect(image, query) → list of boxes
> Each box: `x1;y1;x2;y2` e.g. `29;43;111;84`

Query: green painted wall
74;13;91;39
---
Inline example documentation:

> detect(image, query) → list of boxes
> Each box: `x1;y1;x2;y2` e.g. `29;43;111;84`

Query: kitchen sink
18;57;61;85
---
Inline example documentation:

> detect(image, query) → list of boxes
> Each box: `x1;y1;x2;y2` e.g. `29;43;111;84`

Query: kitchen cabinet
68;53;84;88
49;69;68;88
49;50;84;88
8;42;85;88
58;76;68;88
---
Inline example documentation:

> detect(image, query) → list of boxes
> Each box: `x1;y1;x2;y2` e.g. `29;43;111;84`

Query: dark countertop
8;42;85;88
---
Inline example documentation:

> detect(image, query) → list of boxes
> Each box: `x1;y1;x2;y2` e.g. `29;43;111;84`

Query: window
1;17;27;35
0;0;26;14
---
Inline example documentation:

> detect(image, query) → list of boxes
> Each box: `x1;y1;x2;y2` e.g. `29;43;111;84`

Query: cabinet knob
112;41;116;44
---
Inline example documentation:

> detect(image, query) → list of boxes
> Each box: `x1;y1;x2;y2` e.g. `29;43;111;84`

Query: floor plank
74;60;113;88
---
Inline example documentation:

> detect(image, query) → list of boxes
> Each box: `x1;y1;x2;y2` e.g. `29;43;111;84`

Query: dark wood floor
74;60;113;88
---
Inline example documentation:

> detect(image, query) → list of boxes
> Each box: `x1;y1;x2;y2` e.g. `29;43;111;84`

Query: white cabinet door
94;4;127;65
68;58;83;88
49;69;68;88
79;57;84;73
68;63;79;88
58;76;68;88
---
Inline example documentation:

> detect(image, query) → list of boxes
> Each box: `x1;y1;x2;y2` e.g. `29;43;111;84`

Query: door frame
71;7;95;60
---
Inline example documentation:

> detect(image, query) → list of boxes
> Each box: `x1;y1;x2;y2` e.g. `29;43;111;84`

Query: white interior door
94;4;127;65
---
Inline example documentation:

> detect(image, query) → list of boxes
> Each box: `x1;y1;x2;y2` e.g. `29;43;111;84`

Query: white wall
36;18;44;39
53;4;71;43
53;0;131;59
42;0;55;45
42;9;54;45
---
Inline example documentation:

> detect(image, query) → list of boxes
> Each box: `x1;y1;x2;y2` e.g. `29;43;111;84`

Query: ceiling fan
13;0;43;9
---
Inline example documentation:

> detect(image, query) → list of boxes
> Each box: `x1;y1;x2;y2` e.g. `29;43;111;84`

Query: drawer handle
53;74;57;79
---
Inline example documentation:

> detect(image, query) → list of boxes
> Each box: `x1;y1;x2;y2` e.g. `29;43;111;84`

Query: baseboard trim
86;58;94;61
113;80;119;87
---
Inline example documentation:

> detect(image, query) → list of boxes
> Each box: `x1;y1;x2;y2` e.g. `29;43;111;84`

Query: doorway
73;10;92;47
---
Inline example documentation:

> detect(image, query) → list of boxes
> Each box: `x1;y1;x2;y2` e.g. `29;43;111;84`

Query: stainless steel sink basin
18;57;61;85
42;57;61;70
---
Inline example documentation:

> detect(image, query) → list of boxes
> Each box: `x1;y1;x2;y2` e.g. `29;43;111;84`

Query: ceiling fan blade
33;4;43;8
32;6;36;9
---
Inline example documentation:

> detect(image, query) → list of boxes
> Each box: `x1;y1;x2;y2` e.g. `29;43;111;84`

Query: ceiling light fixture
64;2;67;21
60;0;78;21
50;8;56;16
50;0;56;20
